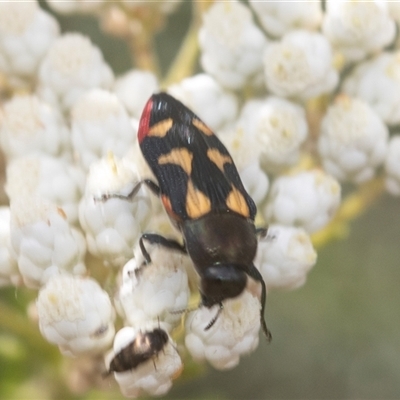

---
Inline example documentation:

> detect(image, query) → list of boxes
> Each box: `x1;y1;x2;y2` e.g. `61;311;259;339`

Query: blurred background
1;1;400;399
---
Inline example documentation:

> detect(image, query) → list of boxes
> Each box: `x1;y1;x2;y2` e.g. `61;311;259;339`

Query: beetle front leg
97;179;161;202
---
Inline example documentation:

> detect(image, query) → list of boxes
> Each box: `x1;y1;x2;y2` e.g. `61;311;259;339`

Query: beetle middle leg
97;179;161;202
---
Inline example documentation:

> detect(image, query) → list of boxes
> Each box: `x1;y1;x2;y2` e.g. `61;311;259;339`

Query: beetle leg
255;227;268;239
96;179;161;202
139;233;187;264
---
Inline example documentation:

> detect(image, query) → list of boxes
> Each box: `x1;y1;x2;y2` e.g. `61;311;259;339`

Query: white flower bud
185;290;260;370
384;135;400;196
168;73;238;132
46;0;105;14
116;242;190;332
264;170;341;233
237;97;308;174
0;95;71;161
343;52;400;126
0;206;20;287
110;326;182;398
114;69;159;119
255;224;317;290
323;0;396;63
264;30;338;100
199;0;268;90
71;89;136;170
10;196;86;288
37;33;114;113
0;1;59;86
6;156;86;225
249;0;322;38
318;96;389;184
79;155;151;267
37;274;115;356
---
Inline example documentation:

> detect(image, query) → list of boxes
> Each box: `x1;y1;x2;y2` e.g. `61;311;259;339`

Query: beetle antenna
204;303;223;331
247;265;272;342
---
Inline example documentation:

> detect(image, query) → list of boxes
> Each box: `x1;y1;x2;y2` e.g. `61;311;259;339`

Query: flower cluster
0;0;398;398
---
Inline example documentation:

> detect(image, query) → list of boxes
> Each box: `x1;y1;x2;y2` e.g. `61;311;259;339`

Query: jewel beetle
106;327;169;374
106;93;272;341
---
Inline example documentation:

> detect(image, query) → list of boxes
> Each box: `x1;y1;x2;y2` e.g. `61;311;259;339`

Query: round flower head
384;135;400;196
10;196;86;288
185;289;260;370
79;155;151;267
37;274;115;357
264;170;341;234
343;52;400;126
323;0;396;64
114;69;159;119
168;73;239;132
116;242;190;332
249;0;323;38
264;30;338;100
255;224;317;290
46;0;106;14
0;1;59;87
318;95;389;184
37;33;114;113
71;89;136;170
0;95;71;161
199;0;268;90
236;97;308;174
0;206;20;287
109;326;182;398
6;155;86;225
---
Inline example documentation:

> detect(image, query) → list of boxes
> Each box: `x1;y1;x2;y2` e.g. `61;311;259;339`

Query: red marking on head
138;97;153;144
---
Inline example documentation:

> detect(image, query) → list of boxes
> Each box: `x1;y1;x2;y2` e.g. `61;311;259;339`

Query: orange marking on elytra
186;179;212;219
158;148;193;175
226;186;250;218
148;118;173;138
192;118;213;136
207;148;232;171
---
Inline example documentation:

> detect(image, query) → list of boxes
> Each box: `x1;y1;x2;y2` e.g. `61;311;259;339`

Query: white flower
342;52;400;126
46;0;106;14
168;73;238;132
264;170;341;233
71;89;136;170
6;155;86;224
318;95;389;184
237;97;308;174
37;33;114;113
388;1;400;21
249;0;323;38
37;274;115;357
255;224;317;290
199;0;268;90
116;242;190;332
114;69;159;119
185;290;260;370
0;206;20;287
0;95;71;161
264;30;338;100
384;135;400;196
219;127;269;205
323;0;396;63
109;326;182;398
10;196;86;288
78;155;151;267
0;1;59;86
